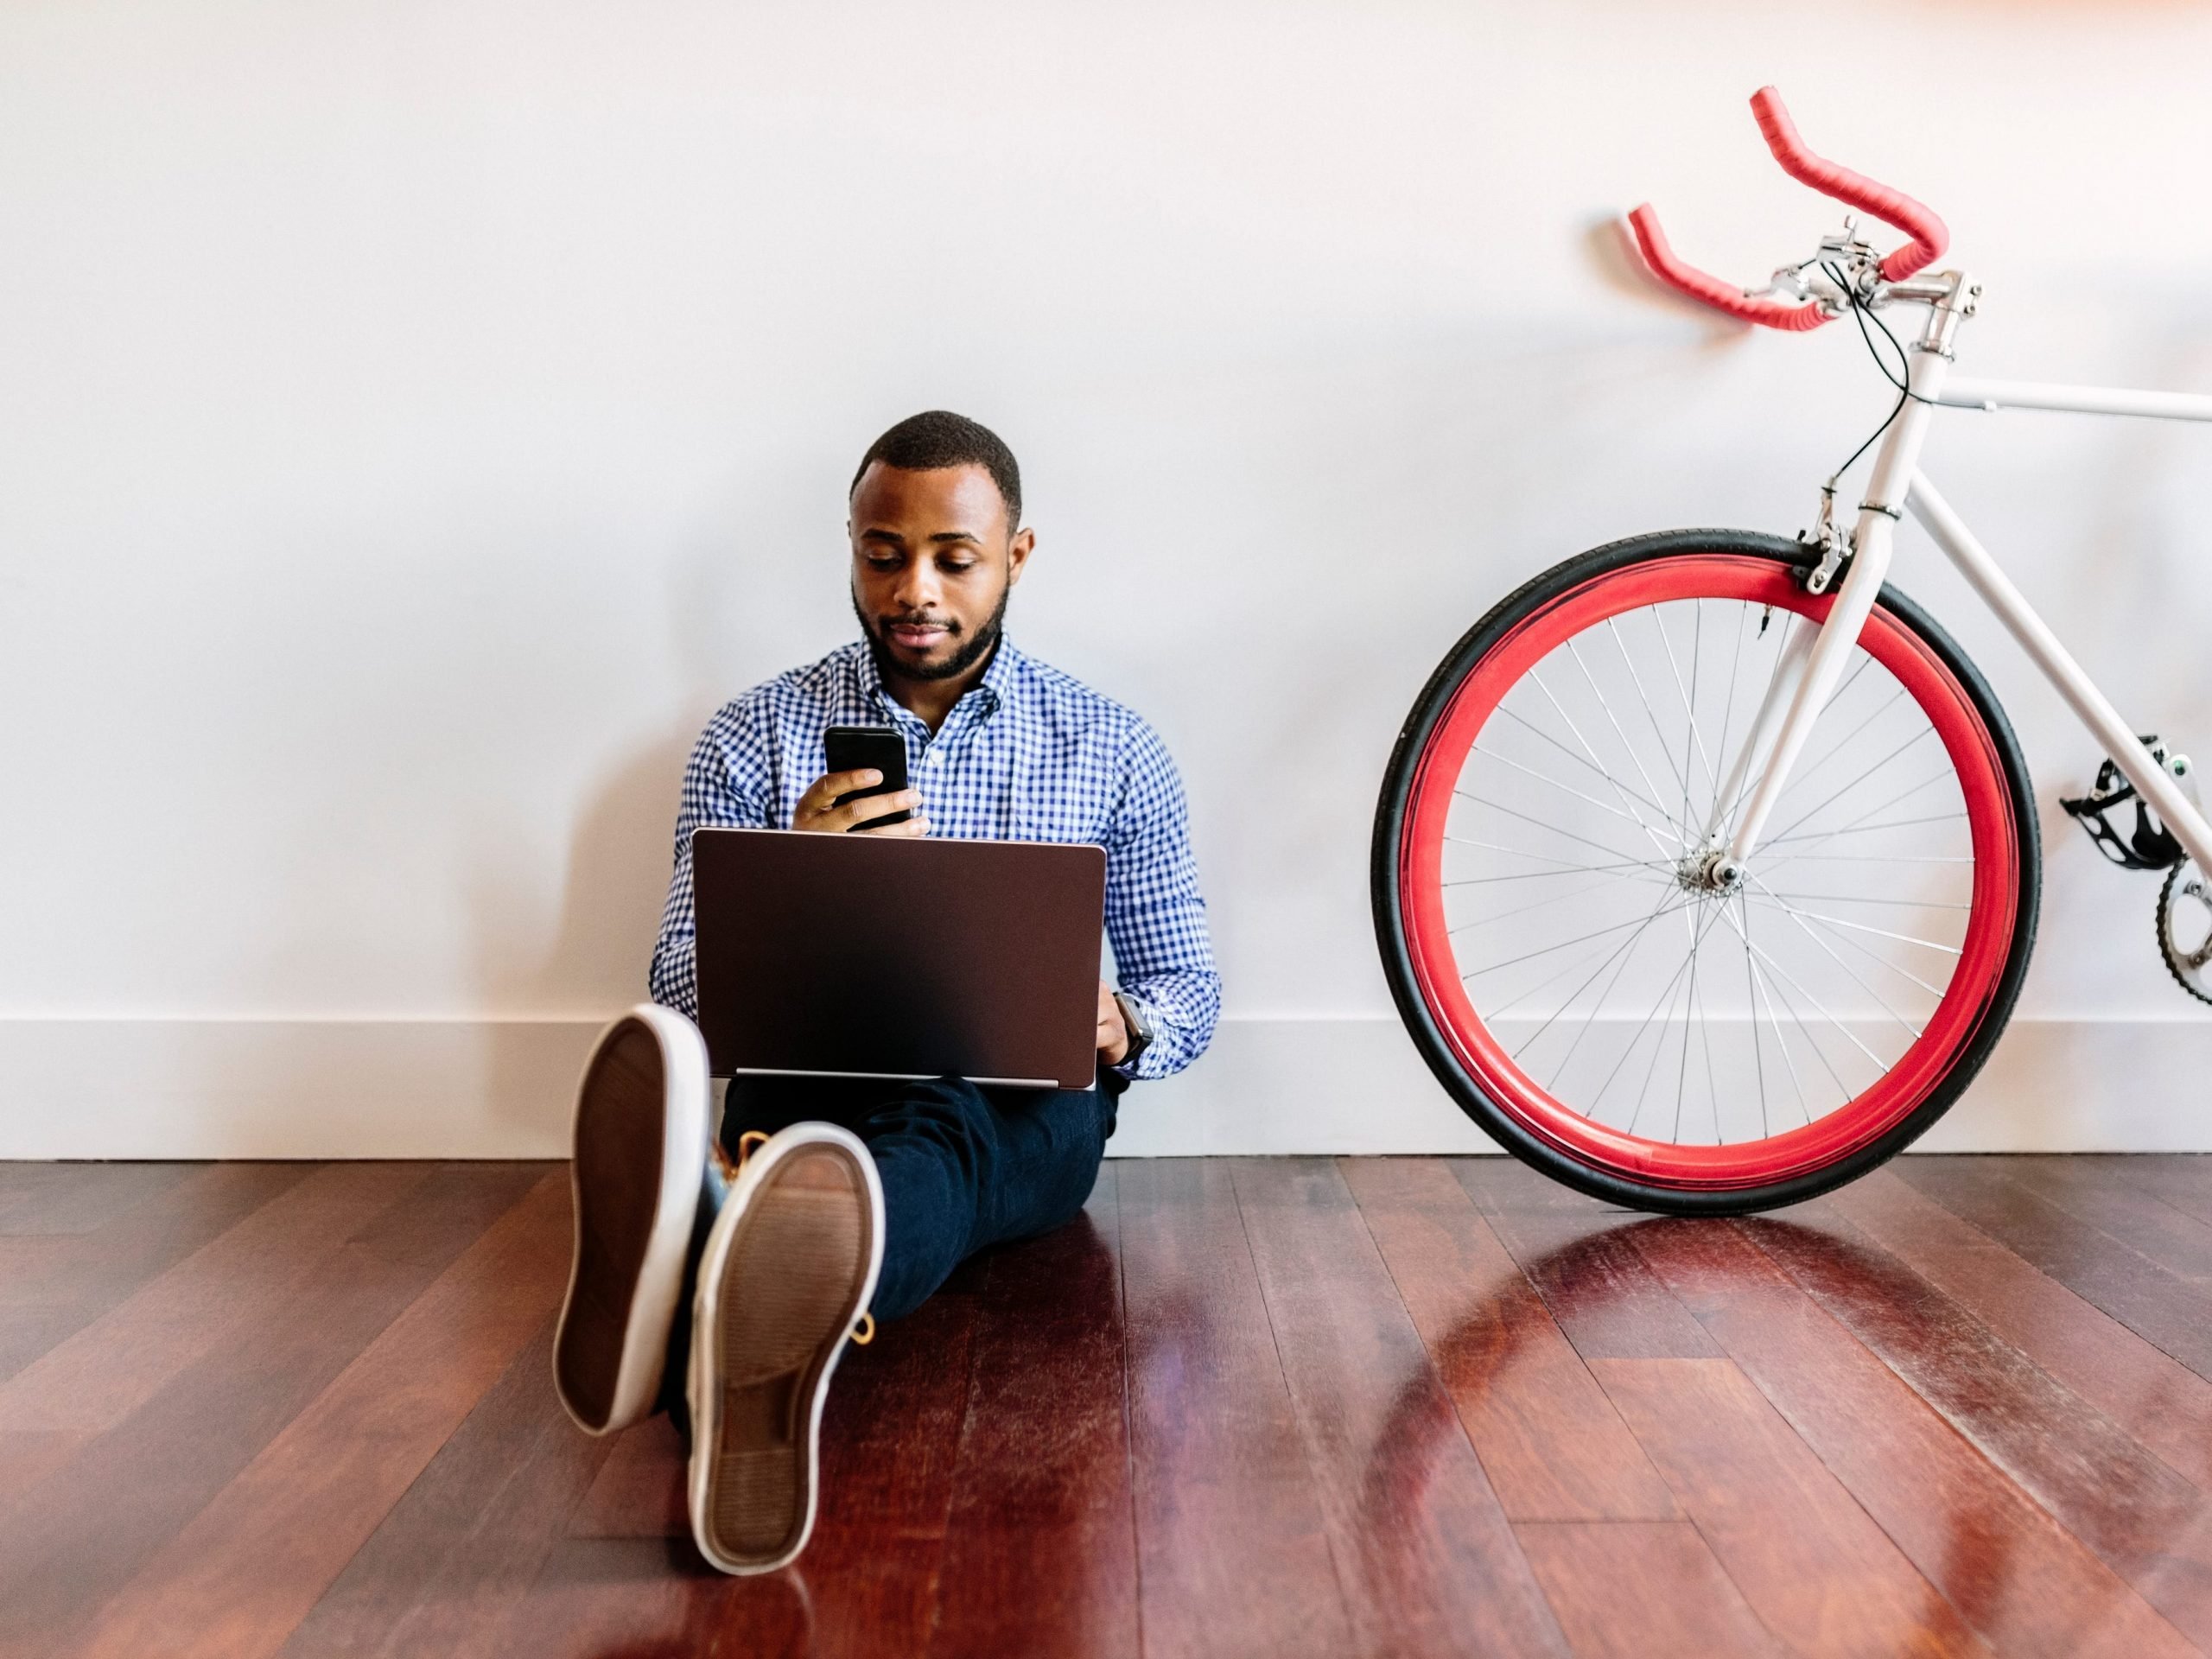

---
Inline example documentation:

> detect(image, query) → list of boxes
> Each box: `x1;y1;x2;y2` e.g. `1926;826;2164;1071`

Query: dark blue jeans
720;1071;1124;1322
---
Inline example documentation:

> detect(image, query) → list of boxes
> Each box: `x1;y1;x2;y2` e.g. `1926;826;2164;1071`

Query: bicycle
1371;87;2212;1215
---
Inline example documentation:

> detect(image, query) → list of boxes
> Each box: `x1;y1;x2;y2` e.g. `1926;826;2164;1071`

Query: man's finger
799;768;880;815
839;787;922;830
855;813;930;838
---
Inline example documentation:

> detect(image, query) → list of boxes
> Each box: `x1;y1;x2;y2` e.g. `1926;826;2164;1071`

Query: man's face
849;462;1033;683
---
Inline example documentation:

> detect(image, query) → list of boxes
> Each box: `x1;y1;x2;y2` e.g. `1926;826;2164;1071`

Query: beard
854;583;1010;685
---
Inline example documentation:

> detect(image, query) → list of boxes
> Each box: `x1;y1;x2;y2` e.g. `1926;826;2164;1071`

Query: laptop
691;827;1108;1090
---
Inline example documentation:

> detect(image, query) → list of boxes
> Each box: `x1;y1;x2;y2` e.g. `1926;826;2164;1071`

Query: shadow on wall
467;518;836;1141
469;728;698;1142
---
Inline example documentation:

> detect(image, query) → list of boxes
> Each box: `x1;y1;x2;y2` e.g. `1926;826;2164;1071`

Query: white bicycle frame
1713;272;2212;877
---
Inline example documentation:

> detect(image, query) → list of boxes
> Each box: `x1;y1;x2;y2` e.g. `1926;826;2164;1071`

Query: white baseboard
0;1013;2203;1160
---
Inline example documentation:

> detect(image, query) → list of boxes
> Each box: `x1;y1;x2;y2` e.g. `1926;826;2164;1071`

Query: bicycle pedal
2059;734;2194;870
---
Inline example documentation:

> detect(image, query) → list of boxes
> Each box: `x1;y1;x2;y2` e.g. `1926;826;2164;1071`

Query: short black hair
849;410;1021;525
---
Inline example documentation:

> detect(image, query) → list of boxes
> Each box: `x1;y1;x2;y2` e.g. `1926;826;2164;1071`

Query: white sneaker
552;1004;710;1436
688;1122;885;1575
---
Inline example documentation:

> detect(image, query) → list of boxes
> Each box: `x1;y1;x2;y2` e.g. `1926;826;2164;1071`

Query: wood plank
465;1188;1053;1659
2088;1154;2212;1235
1999;1156;2212;1284
0;1430;86;1499
491;1535;811;1658
1891;1157;2212;1382
1446;1155;1629;1214
0;1163;199;1236
1515;1520;1780;1658
1592;1356;1993;1658
1454;1160;1721;1361
0;1163;433;1444
1232;1157;1569;1659
0;1163;309;1383
1822;1169;2212;1495
67;1169;572;1659
794;1248;988;1657
486;1421;762;1658
566;1414;690;1540
1341;1156;1675;1522
274;1315;613;1657
1744;1206;2212;1651
1634;1216;2194;1659
1118;1158;1353;1659
926;1163;1140;1659
492;1255;995;1659
0;1161;546;1656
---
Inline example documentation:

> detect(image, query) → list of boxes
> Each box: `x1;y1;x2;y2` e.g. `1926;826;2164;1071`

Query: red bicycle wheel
1373;532;2037;1214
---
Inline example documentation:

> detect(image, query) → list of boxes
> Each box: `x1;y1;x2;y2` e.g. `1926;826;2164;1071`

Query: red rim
1399;555;2021;1192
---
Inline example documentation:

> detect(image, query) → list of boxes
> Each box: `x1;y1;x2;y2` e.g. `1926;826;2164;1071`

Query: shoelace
715;1129;874;1346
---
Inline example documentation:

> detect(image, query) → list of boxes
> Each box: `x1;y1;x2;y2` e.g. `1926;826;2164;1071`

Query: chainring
2157;858;2212;1006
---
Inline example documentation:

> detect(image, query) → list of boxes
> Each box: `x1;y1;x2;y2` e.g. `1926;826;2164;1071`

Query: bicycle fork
1701;329;1951;880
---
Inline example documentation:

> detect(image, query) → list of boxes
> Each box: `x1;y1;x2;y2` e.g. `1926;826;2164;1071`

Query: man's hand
793;770;931;836
1096;980;1130;1066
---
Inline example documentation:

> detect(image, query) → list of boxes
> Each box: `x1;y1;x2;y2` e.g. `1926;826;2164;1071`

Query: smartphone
823;725;912;828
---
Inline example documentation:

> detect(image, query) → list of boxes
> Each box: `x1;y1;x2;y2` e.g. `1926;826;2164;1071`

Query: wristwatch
1111;992;1155;1071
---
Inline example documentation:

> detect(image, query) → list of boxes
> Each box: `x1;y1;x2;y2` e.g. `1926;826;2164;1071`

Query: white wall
3;0;2209;1157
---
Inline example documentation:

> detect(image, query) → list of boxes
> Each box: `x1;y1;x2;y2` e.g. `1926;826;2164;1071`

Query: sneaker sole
690;1126;883;1575
553;1004;709;1435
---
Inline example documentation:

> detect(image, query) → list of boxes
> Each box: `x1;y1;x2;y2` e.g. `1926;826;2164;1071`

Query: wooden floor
8;1158;2212;1657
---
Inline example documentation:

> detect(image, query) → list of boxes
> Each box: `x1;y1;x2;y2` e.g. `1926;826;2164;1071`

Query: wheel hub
1675;849;1745;894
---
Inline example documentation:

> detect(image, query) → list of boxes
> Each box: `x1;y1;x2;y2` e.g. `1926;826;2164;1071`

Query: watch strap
1112;991;1154;1069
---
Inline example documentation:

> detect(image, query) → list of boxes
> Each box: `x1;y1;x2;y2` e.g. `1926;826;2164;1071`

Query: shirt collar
850;634;1020;724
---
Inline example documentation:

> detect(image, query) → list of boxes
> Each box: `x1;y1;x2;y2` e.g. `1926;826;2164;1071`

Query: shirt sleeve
1103;719;1221;1079
648;704;774;1019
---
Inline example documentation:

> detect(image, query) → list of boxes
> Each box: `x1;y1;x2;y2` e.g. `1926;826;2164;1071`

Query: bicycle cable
1819;258;1937;492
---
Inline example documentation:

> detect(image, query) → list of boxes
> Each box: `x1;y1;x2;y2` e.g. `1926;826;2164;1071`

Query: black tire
1371;530;2042;1215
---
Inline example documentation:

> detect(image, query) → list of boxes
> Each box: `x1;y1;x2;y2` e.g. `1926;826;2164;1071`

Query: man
550;410;1221;1576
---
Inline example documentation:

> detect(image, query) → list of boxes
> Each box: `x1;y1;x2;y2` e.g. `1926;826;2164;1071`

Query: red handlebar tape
1626;204;1833;331
1748;87;1948;283
1629;87;1950;329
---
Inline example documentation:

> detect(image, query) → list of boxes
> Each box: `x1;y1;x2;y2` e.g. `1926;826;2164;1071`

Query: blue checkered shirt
649;638;1220;1080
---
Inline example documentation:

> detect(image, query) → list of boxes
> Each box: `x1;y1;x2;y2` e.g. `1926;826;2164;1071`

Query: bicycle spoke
1440;857;1671;887
1747;875;1926;1040
1762;726;1940;849
1744;893;1962;958
1715;904;1891;1074
1516;887;1686;1063
1715;670;1898;842
1447;875;1624;935
1607;616;1693;809
1484;893;1695;1021
1755;893;1953;998
1542;893;1680;1090
1523;666;1685;858
1738;891;1770;1137
1652;601;1719;830
1562;639;1685;842
1492;702;1678;823
1740;901;1817;1126
1758;892;1971;911
1764;807;1965;849
1462;747;1676;839
1599;899;1730;1130
1462;906;1689;980
1673;903;1705;1140
1453;796;1664;869
1711;601;1751;834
